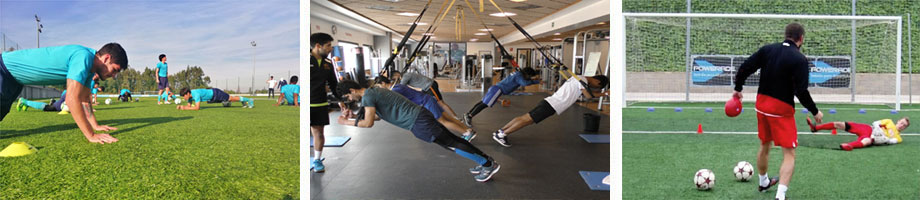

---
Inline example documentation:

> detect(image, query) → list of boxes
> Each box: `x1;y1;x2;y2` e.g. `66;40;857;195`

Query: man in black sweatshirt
310;33;347;173
733;23;823;200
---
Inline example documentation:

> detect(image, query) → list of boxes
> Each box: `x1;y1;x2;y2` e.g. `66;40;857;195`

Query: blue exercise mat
579;171;610;191
507;92;533;96
579;134;610;143
309;136;351;147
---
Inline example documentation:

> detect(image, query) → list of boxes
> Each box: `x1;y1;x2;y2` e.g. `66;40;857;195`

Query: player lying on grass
373;76;476;141
119;88;133;102
807;117;909;151
1;43;127;144
176;88;254;110
274;75;299;106
388;71;460;119
491;75;608;147
336;80;501;182
464;67;541;127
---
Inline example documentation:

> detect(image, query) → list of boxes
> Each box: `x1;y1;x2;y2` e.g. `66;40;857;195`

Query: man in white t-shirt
491;75;609;147
267;76;279;98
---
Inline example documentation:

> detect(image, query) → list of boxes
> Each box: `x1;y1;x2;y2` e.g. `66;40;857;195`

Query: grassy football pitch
0;97;298;199
623;102;920;199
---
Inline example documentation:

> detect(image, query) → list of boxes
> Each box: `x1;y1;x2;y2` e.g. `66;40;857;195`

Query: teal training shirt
281;84;300;103
360;87;422;130
190;89;214;103
120;89;130;95
157;62;168;77
1;45;96;88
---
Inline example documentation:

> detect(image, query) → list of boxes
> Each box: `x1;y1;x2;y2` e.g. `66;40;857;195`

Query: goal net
622;13;903;110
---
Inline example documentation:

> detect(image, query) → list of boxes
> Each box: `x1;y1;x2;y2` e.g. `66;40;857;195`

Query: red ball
725;97;742;117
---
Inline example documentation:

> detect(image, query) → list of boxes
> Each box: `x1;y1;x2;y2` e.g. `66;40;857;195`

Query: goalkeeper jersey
871;119;902;145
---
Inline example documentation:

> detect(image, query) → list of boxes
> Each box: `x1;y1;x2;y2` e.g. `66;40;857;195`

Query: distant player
733;23;822;200
807;117;909;151
464;67;541;127
373;76;476;140
491;75;607;147
156;54;171;105
159;90;178;104
91;81;103;105
267;76;279;98
389;71;460;119
1;43;128;144
336;80;500;182
176;88;254;110
274;75;299;106
119;88;133;102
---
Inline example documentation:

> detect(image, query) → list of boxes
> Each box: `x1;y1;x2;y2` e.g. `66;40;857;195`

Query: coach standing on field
733;23;823;200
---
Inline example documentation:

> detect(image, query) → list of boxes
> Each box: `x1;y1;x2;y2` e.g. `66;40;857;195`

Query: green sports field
623;102;920;199
0;97;298;199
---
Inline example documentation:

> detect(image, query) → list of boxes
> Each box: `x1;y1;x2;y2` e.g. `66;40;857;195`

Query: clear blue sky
0;0;298;91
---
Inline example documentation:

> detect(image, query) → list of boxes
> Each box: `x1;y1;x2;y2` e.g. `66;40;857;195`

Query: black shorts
426;81;443;101
208;88;230;103
528;100;557;124
0;55;24;122
310;105;330;126
157;77;169;90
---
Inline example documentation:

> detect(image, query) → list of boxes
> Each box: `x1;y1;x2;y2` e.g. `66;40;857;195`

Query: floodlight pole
251;41;257;96
35;15;42;48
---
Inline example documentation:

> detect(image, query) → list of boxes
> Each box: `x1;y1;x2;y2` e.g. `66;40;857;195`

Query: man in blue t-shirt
463;67;541;127
275;76;300;106
119;88;133;102
2;43;129;144
336;80;501;182
177;87;255;110
156;54;170;105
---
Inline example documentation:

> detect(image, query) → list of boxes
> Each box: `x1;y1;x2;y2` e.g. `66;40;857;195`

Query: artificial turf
623;102;920;199
0;97;298;199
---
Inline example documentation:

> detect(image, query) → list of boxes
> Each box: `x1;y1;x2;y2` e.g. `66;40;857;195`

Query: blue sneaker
312;159;325;173
247;99;255;108
462;130;477;141
469;165;483;174
474;162;500;182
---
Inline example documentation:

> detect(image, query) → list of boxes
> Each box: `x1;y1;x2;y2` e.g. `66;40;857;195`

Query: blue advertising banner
690;55;851;88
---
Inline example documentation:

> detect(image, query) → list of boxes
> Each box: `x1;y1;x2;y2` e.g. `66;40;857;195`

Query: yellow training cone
0;142;38;157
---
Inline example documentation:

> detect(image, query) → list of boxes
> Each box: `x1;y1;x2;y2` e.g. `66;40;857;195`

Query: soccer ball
105;98;112;105
61;104;69;112
733;161;754;182
174;98;181;104
694;169;715;190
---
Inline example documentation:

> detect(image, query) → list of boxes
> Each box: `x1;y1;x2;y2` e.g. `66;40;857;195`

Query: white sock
314;151;322;161
759;174;769;187
463;130;472;136
497;130;507;138
776;184;788;199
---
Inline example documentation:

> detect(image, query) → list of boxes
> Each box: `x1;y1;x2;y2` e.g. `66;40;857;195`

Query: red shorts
755;94;798;148
846;122;873;142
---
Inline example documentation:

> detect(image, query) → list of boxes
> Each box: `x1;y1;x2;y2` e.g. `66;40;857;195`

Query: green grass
624;102;920;199
0;97;298;199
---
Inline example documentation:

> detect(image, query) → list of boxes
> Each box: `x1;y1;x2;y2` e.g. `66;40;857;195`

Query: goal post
618;13;903;110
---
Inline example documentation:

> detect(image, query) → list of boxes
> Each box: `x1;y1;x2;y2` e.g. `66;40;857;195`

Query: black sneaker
759;177;779;192
492;131;511;147
463;114;473;128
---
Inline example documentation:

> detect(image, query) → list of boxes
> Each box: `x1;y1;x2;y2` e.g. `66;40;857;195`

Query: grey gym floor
310;91;610;199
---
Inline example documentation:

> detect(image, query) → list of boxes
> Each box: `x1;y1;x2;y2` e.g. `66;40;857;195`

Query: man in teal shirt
156;54;170;105
119;88;133;102
177;87;255;110
1;43;129;144
275;75;299;106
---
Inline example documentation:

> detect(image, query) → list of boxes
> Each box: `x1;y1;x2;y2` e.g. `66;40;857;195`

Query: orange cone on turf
832;129;837;135
697;124;703;134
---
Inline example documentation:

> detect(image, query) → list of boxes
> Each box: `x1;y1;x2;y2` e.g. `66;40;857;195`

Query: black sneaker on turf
759;177;779;192
492;131;511;147
463;114;473;128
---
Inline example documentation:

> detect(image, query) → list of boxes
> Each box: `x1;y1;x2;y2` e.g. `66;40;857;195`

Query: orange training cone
697;124;703;134
832;129;837;135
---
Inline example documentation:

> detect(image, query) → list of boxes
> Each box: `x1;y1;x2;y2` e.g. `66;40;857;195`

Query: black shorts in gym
310;105;330;126
528;100;556;124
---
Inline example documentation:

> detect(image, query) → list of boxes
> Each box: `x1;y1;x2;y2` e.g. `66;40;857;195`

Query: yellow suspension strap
382;0;434;76
462;0;520;70
403;0;459;73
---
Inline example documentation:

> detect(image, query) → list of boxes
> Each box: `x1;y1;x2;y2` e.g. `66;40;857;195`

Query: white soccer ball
105;98;112;105
174;98;181;104
61;104;69;112
694;169;715;190
733;161;754;182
